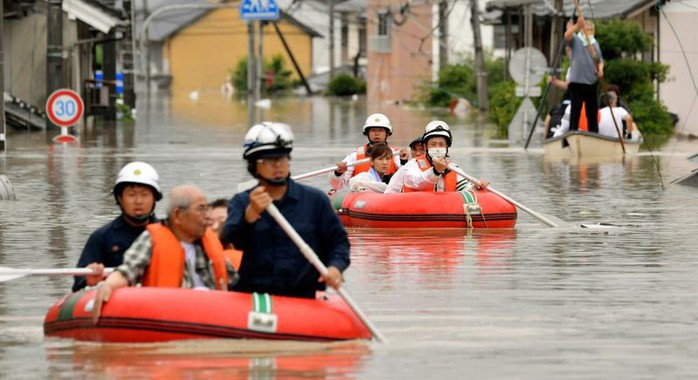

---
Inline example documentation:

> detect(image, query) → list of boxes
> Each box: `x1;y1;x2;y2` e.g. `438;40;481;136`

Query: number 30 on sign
46;89;84;127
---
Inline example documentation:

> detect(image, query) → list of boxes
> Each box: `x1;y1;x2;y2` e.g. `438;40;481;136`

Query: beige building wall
366;0;432;108
659;2;698;137
165;8;315;92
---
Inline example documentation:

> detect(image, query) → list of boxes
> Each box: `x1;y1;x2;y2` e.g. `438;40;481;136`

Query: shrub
487;81;521;137
327;73;366;96
628;98;674;136
230;54;294;94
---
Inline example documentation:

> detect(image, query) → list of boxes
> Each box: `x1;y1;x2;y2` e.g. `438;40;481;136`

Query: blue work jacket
223;180;350;298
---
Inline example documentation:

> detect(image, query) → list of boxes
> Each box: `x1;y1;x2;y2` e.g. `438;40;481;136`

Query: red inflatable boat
44;287;372;343
335;190;517;229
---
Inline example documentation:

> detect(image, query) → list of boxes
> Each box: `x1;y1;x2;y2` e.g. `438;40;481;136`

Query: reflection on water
2;93;698;378
46;340;370;379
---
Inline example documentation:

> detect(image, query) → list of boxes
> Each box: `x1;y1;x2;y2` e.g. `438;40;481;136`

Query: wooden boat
44;287;371;343
543;131;641;159
333;190;517;229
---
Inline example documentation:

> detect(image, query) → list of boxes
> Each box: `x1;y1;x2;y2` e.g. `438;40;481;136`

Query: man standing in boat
565;16;603;133
91;185;236;324
72;162;162;292
329;113;404;191
390;121;488;192
223;122;350;299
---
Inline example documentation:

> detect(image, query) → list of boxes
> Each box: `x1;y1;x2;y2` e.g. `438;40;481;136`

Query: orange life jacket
352;144;398;176
142;223;228;290
402;155;457;192
223;248;243;270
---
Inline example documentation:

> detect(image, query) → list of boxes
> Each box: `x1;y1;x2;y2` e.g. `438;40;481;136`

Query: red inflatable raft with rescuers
44;287;372;343
332;190;517;229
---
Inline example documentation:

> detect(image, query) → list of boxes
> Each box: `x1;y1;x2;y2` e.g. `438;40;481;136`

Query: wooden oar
265;203;387;343
0;266;114;283
237;157;374;193
447;163;570;228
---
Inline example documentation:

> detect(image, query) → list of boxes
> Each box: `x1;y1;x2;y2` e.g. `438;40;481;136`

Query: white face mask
428;147;447;159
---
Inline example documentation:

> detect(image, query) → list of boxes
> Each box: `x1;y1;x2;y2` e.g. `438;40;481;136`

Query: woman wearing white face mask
396;121;488;193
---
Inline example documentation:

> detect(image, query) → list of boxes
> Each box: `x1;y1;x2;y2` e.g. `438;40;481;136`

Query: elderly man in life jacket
329;113;405;191
389;120;488;192
91;185;237;324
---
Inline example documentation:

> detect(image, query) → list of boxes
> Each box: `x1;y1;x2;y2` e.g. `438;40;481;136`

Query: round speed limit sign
46;89;84;127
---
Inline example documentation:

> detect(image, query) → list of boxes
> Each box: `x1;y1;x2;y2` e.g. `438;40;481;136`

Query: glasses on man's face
184;204;209;216
256;156;289;166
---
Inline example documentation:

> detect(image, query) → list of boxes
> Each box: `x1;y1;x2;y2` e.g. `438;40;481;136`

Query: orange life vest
223;248;243;270
402;155;457;192
142;223;228;290
352;144;398;176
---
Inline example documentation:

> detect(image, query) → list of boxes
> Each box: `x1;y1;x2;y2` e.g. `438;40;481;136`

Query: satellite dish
509;47;547;85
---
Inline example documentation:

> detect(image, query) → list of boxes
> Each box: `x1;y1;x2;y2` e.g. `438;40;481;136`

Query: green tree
596;19;673;135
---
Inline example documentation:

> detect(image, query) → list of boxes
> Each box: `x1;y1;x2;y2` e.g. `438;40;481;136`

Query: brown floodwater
1;92;698;378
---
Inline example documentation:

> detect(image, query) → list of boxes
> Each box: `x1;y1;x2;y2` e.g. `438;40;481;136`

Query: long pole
247;21;256;125
0;0;5;153
447;164;568;228
256;21;264;101
46;0;64;130
471;0;488;110
272;23;312;95
329;0;335;80
265;204;386;343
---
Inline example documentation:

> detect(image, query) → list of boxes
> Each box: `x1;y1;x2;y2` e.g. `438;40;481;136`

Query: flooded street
1;93;698;378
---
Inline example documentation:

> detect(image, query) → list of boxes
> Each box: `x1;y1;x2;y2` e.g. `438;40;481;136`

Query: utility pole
144;0;151;92
256;21;264;100
103;33;118;121
329;0;335;80
46;0;64;130
247;21;256;125
122;0;136;108
0;1;5;152
470;0;488;110
438;1;448;70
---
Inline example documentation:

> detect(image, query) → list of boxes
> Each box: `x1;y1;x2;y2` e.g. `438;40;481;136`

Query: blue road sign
240;0;280;21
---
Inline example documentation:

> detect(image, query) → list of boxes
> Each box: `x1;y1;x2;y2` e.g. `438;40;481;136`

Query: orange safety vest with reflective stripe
142;224;228;290
402;155;457;192
352;144;398;176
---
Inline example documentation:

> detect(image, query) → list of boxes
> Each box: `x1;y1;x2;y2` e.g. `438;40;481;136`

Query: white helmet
362;113;393;135
422;120;452;147
114;162;162;201
243;122;294;160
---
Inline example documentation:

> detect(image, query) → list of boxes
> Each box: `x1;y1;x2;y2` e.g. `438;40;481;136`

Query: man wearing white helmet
223;122;350;298
72;162;162;292
390;121;488;192
329;113;404;191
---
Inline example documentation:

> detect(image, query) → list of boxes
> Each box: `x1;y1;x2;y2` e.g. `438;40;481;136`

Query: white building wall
659;1;698;137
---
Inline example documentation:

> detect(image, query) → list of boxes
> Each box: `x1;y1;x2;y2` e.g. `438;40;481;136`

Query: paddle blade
0;269;29;282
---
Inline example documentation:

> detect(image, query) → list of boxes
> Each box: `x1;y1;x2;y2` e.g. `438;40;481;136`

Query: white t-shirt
181;241;206;288
598;107;629;138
